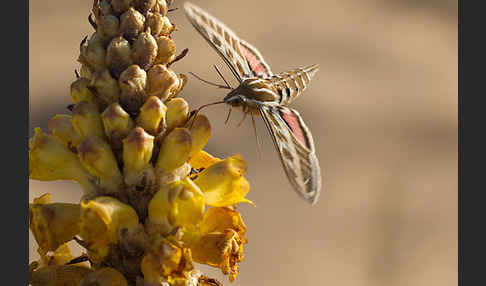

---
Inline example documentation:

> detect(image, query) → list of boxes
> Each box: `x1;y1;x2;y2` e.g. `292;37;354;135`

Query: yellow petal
186;114;211;158
148;178;205;232
193;155;253;207
29;199;81;253
141;236;193;284
29;128;95;194
200;207;247;244
188;150;221;170
79;196;139;263
190;229;243;282
155;127;192;173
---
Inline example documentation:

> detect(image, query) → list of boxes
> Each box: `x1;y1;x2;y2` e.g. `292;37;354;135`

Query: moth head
223;91;245;107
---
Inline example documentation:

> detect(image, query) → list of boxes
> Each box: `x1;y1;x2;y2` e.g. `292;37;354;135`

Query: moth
184;2;322;204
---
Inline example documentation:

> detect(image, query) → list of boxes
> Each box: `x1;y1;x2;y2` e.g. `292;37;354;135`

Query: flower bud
72;101;105;139
97;15;120;43
29;265;92;286
166;98;189;129
119;65;147;115
90;69;120;105
80;64;93;80
157;16;175;36
111;0;132;14
154;36;176;65
97;0;113;15
155;128;192;173
106;36;133;78
132;30;158;70
29;199;81;252
135;0;156;14
152;0;168;16
78;267;128;286
48;114;83;148
119;7;145;41
146;12;165;36
187;114;211;158
79;33;106;72
122;127;154;177
79;196;140;263
77;136;123;193
29;128;95;194
70;78;96;105
146;64;177;99
136;96;167;135
193;155;253;207
101;102;135;140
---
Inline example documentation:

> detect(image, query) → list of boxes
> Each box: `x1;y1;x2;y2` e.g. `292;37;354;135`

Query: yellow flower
29;128;95;195
200;207;247;244
148;178;205;234
29;194;81;254
79;196;140;264
193;154;254;207
141;236;193;284
190;229;244;282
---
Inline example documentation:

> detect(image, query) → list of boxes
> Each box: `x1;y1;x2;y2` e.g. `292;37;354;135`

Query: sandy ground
29;0;457;285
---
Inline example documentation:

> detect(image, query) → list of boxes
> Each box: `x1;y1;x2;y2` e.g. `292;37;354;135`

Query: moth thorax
242;78;279;102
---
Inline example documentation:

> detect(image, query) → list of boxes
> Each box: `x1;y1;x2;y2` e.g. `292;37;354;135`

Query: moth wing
184;2;272;80
239;40;273;78
258;105;321;204
184;2;252;81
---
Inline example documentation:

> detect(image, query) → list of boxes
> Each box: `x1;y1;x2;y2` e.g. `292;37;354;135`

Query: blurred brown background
29;0;457;285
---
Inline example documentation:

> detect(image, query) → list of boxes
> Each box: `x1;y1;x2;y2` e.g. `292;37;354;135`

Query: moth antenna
168;7;178;12
225;107;232;124
213;65;232;89
189;100;226;128
188;72;231;89
167;48;189;68
251;113;262;159
237;111;248;127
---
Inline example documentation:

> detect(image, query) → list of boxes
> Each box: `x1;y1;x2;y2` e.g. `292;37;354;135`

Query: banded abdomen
269;64;319;105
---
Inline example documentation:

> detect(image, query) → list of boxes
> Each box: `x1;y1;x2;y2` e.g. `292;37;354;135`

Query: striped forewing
258;104;321;204
184;2;272;81
270;64;319;105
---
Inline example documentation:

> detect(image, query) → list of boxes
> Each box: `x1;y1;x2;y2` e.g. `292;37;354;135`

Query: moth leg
225;107;232;124
251;112;262;159
237;111;248;127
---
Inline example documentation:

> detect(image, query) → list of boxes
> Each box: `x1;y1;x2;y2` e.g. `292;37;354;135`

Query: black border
6;0;28;284
459;1;486;285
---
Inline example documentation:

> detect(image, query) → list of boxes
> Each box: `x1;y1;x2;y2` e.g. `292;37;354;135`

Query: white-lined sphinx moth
184;2;321;204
